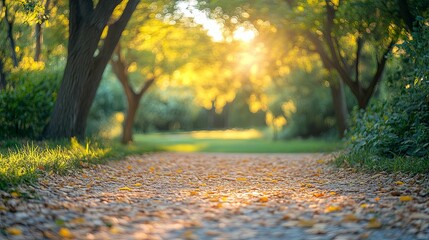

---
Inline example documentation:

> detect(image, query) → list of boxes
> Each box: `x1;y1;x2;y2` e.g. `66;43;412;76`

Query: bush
347;18;429;159
0;68;61;139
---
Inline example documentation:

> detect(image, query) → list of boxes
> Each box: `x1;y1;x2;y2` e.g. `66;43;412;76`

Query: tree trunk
34;23;42;61
43;0;139;139
3;0;18;67
329;80;348;138
0;59;6;90
122;95;140;144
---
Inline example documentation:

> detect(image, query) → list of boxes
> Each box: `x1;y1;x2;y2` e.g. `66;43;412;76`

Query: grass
334;150;429;174
0;137;157;190
133;130;342;153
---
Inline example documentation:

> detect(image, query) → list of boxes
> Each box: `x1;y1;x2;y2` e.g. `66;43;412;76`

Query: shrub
0;68;61;139
347;18;429;159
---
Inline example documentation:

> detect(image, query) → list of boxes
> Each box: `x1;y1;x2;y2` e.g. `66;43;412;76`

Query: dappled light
190;129;262;139
1;0;428;239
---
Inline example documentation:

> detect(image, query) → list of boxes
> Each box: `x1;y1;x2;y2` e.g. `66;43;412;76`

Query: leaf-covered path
1;153;429;239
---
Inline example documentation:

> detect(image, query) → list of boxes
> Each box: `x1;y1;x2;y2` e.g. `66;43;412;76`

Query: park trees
43;0;140;139
111;2;211;143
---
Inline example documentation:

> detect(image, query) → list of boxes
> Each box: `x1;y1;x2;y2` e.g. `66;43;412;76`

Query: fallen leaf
118;186;132;191
360;203;369;209
134;183;142;187
367;218;382;229
342;214;359;222
176;169;183;173
313;192;324;198
189;191;199;196
399;195;413;202
58;228;74;238
395;181;404;185
10;192;19;198
329;191;337;196
236;177;247;181
127;165;133;170
6;227;22;235
259;196;269;202
374;197;380;202
325;205;342;213
298;219;317;227
110;227;121;234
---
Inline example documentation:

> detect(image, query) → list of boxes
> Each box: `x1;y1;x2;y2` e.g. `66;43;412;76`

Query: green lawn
133;130;342;153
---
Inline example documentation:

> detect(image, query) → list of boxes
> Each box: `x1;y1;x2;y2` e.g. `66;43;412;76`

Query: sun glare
233;26;257;42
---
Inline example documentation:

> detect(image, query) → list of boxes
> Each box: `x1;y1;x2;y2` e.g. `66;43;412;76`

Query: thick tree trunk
329;80;348;138
43;0;139;139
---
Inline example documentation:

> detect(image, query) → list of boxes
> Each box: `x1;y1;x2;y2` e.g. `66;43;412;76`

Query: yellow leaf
325;205;342;213
298;219;316;227
207;174;217;178
127;165;133;170
236;177;248;181
399;195;413;202
214;203;223;208
190;191;199;196
342;214;359;222
374;197;380;202
11;192;19;198
119;186;132;191
259;196;269;202
367;218;382;229
360;203;368;209
220;196;228;202
395;181;404;185
110;227;121;234
134;183;142;187
329;191;337;196
176;169;183;173
149;167;155;173
316;159;325;164
58;228;74;238
6;227;22;235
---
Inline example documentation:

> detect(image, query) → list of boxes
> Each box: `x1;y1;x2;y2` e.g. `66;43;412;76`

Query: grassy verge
334;150;429;174
0;138;158;190
134;131;343;153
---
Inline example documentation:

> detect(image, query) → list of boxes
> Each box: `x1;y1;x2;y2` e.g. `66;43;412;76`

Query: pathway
1;153;429;239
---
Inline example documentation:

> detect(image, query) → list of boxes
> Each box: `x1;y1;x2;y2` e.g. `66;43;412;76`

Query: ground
1;153;428;239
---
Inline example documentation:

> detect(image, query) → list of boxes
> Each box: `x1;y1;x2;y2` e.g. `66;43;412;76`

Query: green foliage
135;87;201;132
0;68;61;139
346;19;429;159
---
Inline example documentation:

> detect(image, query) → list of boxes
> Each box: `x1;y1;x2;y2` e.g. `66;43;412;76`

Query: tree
44;0;140;139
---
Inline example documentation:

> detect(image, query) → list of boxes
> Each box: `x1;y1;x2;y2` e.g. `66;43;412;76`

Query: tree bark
34;0;51;61
2;0;18;67
44;0;140;139
329;80;348;138
111;44;155;144
0;58;6;90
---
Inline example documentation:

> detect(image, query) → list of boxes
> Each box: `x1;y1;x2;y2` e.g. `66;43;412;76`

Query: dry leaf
313;192;324;198
6;227;22;235
134;183;142;187
342;214;359;222
236;177;248;181
395;181;404;185
298;219;317;227
399;195;413;202
325;205;342;213
58;228;74;238
367;218;382;229
259;196;269;202
119;186;132;191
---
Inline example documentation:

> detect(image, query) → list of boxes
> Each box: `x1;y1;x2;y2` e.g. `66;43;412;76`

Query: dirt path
1;153;429;239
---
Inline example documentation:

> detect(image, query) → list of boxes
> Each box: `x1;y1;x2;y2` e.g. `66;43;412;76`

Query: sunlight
190;129;262;139
233;26;257;42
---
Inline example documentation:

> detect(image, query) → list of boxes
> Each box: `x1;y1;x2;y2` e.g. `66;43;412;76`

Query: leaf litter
1;152;429;239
